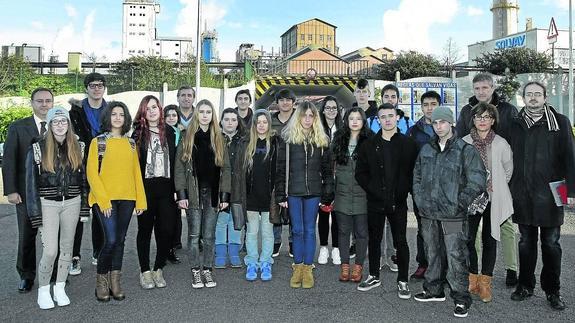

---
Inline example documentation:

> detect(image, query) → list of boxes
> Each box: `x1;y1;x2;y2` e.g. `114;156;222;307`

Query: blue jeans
215;210;242;245
288;196;320;265
245;211;274;266
95;200;135;274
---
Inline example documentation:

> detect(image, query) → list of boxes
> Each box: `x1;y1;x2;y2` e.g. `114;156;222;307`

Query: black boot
167;248;181;264
505;269;517;287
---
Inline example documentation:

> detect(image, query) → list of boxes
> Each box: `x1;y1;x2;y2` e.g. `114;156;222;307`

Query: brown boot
95;273;110;302
339;264;350;282
468;273;479;295
478;274;493;302
302;265;314;289
350;264;363;283
109;270;125;301
290;264;304;288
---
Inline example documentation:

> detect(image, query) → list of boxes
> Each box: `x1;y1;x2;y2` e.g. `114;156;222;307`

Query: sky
0;0;571;63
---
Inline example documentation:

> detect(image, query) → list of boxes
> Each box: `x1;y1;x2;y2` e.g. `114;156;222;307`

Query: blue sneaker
246;263;257;281
260;262;272;281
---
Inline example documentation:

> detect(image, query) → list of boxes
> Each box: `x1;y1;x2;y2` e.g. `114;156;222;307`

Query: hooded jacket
413;133;487;221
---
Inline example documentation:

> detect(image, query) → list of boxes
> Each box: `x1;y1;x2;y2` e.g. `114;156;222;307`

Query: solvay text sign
495;34;526;50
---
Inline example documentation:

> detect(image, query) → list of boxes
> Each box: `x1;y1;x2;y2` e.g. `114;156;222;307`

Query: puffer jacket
332;137;368;216
174;130;231;209
455;92;518;143
509;106;575;227
413;133;487;221
275;138;333;204
407;116;434;150
25;138;90;227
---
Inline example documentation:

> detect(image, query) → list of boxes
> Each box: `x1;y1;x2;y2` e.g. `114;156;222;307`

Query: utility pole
569;0;574;123
195;0;202;99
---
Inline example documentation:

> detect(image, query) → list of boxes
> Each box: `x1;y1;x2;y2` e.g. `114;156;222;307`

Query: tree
0;106;32;142
377;51;442;80
473;47;552;75
109;56;178;93
0;55;36;96
441;37;462;75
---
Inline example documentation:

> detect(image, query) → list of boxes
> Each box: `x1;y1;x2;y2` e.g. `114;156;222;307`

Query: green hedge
0;106;33;142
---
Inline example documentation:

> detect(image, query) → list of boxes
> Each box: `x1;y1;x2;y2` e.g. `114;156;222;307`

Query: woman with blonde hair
26;106;89;309
174;99;231;289
243;109;278;281
276;101;333;289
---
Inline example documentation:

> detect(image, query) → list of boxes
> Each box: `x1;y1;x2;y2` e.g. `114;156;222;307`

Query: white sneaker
53;282;70;306
152;269;167;288
91;257;98;266
318;246;329;265
331;248;341;265
387;255;398;272
139;271;155;289
37;285;54;310
202;270;217;288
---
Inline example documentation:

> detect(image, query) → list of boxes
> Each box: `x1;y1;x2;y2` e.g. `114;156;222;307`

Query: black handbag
230;203;246;230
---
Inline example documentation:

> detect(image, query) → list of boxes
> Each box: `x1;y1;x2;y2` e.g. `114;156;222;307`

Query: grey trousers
186;187;217;269
38;196;81;286
421;218;472;307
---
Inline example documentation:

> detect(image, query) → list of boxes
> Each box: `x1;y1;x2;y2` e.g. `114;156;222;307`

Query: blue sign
495;34;526;49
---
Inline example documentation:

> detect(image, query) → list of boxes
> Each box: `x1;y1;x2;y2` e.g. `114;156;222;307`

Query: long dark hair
319;95;343;138
331;107;372;165
100;101;132;135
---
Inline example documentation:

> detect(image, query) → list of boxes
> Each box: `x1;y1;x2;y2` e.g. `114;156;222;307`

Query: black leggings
318;209;339;247
467;204;497;276
137;196;177;272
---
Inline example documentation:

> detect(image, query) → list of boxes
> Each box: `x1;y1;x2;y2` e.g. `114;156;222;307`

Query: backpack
32;140;86;171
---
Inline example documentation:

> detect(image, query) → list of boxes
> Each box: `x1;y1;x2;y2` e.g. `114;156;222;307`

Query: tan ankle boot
109;270;125;301
478;274;493;302
468;273;479;295
339;264;350;282
302;265;314;289
290;264;304;288
95;273;110;302
350;264;363;283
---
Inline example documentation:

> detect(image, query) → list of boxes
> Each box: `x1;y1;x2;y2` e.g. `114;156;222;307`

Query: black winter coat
275;138;333;204
413;134;487;221
455;92;518;143
69;98;107;161
407;117;434;151
355;132;418;211
508;106;575;227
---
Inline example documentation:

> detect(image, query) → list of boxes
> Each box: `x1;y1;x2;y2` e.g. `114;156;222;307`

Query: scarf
522;104;560;131
470;128;495;192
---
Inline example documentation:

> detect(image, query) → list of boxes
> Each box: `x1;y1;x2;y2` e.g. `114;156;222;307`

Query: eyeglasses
524;92;544;98
88;83;105;89
51;119;68;126
473;115;493;121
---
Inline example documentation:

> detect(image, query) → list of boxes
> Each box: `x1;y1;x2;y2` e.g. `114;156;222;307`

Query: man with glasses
508;81;575;311
455;72;519;287
3;88;53;292
68;72;108;275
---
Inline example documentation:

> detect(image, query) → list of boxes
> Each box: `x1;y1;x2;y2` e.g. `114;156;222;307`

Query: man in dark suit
2;88;53;292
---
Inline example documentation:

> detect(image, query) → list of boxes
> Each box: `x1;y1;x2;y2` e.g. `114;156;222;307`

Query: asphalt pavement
0;202;574;322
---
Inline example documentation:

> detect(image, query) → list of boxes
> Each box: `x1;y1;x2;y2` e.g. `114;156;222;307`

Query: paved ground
0;200;574;322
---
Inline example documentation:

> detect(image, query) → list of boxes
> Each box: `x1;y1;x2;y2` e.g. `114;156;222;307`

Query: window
308;34;312;41
327;35;332;41
175;43;179;47
129;32;135;35
300;34;305;40
319;35;323;41
138;32;145;35
156;42;160;46
156;51;160;55
175;52;179;55
129;50;135;53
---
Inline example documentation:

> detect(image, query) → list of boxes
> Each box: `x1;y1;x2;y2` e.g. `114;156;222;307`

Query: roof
280;18;337;37
285;46;345;61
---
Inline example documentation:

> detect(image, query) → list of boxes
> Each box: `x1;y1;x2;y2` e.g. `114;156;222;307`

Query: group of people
3;72;574;318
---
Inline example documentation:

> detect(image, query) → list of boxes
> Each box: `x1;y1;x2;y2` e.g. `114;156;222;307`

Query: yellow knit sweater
87;137;147;211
